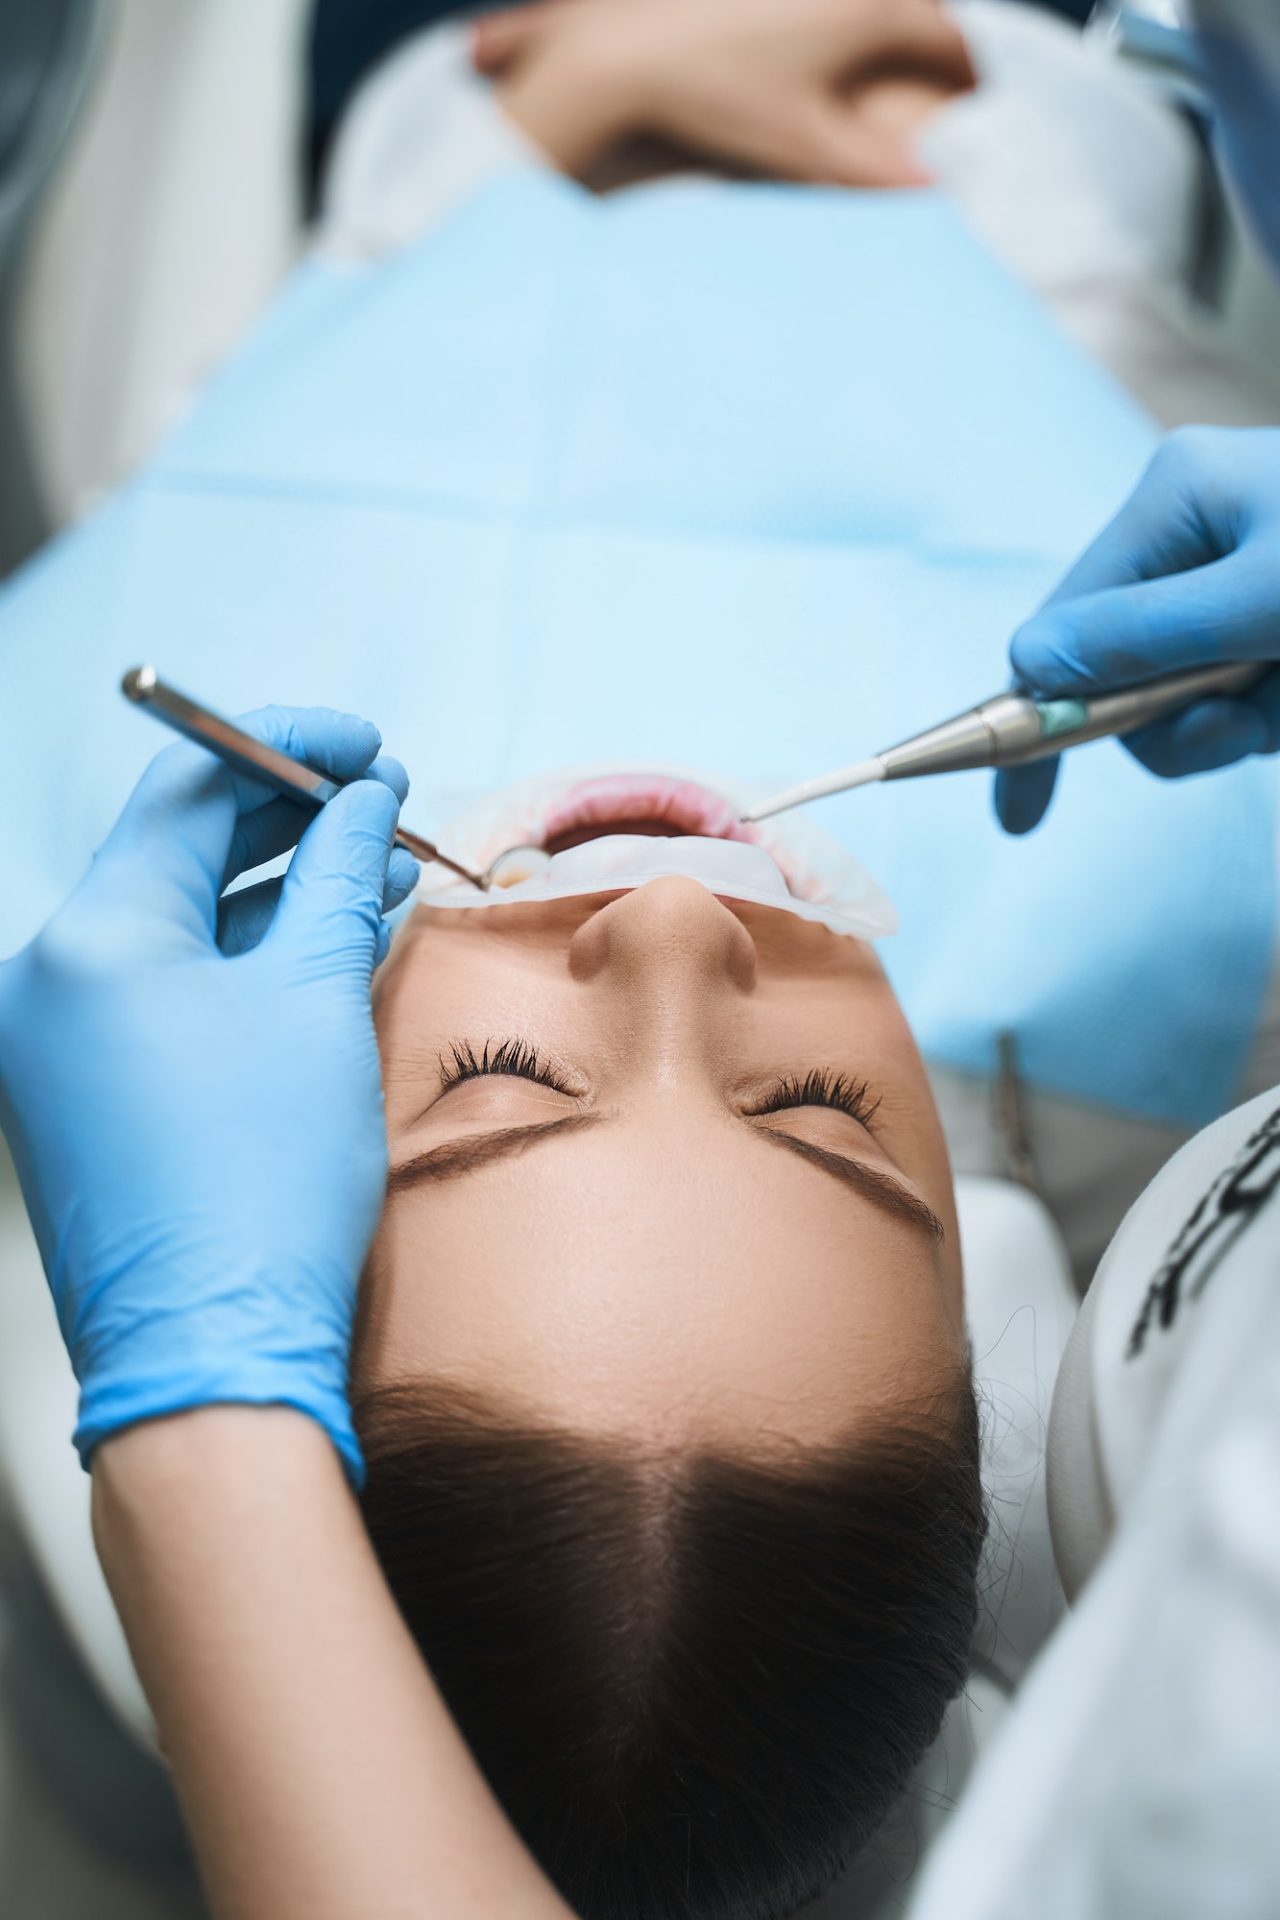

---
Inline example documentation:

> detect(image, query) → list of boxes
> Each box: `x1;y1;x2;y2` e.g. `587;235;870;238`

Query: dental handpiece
742;660;1267;823
121;666;489;890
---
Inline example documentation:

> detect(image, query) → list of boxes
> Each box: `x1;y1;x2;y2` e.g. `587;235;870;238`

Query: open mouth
418;762;898;940
540;775;759;855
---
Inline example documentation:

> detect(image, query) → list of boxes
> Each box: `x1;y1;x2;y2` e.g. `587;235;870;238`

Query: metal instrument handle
121;667;487;889
986;660;1267;766
123;666;341;806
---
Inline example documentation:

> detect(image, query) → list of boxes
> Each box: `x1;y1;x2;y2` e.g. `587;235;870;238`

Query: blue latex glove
996;427;1280;833
0;707;419;1484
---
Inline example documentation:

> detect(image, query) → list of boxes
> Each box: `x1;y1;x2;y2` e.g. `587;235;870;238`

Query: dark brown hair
356;1374;985;1920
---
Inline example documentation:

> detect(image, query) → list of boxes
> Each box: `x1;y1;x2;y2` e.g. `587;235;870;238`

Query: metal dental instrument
742;660;1268;823
121;666;489;890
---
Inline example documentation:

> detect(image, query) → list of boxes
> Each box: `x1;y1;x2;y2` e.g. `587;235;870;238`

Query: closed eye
747;1068;882;1131
439;1037;576;1098
439;1049;881;1127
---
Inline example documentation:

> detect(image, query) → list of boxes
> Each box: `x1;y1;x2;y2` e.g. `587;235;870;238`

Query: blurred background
2;0;1279;588
0;2;1278;1914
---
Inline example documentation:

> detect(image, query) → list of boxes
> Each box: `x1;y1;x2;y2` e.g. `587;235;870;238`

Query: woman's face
357;852;966;1453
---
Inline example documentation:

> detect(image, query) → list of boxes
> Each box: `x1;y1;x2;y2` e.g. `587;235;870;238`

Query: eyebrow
387;1110;944;1240
752;1129;946;1242
386;1115;602;1191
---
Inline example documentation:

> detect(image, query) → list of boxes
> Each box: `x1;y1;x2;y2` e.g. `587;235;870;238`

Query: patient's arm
93;1408;570;1920
481;0;974;189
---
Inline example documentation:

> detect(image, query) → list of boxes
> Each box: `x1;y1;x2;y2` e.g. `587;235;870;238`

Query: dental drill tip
122;665;157;702
742;757;886;823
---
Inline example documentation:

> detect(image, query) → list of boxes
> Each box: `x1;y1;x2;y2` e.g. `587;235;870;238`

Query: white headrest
955;1174;1079;1684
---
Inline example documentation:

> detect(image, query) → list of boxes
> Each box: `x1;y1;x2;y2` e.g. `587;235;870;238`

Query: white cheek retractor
417;765;897;942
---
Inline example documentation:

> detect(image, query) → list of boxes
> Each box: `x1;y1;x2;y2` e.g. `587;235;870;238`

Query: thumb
1010;551;1271;696
875;2;978;94
268;778;405;975
799;97;932;189
472;2;568;75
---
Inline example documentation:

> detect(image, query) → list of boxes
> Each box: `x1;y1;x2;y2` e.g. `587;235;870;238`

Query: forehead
360;1109;960;1449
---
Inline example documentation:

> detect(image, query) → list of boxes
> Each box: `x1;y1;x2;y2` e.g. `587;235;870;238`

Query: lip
417;763;898;939
541;775;760;855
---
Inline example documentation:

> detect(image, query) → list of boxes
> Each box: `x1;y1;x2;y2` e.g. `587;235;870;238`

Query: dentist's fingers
218;843;420;959
268;779;410;977
222;756;411;890
1026;445;1223;616
994;759;1059;836
223;799;312;893
1119;696;1271;780
382;845;421;913
994;678;1280;832
1010;552;1270;696
90;709;384;942
998;429;1280;827
1009;429;1280;697
218;879;283;959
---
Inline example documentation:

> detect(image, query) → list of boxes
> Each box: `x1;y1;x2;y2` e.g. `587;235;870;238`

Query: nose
569;877;758;1002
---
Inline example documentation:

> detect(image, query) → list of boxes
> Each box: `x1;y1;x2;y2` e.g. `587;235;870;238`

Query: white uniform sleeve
927;1;1280;428
317;23;551;262
906;1086;1280;1920
316;4;1279;428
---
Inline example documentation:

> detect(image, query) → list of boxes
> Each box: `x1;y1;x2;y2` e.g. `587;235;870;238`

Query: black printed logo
1126;1103;1280;1361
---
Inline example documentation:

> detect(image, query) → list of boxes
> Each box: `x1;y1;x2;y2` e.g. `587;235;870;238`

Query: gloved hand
0;707;419;1484
996;426;1280;833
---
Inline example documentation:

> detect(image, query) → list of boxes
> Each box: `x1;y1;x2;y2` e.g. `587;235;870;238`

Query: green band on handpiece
1036;697;1090;740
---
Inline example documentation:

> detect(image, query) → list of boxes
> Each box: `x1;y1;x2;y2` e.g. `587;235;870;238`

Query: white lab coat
905;1082;1280;1919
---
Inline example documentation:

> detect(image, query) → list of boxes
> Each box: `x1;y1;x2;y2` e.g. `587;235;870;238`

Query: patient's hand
476;0;974;190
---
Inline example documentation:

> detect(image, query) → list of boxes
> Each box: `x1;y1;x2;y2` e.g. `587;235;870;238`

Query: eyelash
440;1038;575;1096
748;1068;881;1129
441;1043;879;1129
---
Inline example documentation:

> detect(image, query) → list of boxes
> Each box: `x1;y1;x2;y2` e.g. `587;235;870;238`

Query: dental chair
0;0;103;577
5;0;308;558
